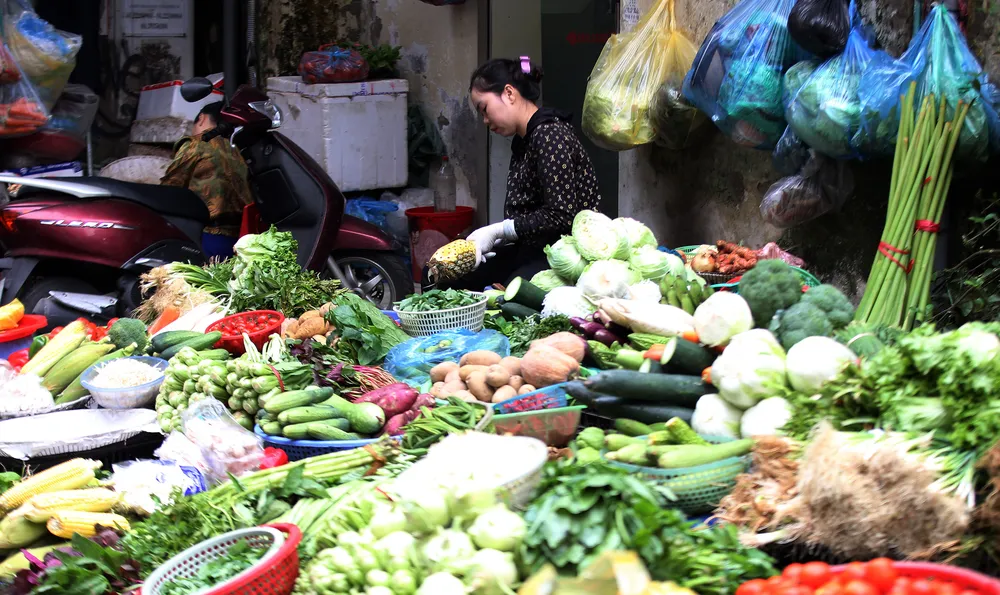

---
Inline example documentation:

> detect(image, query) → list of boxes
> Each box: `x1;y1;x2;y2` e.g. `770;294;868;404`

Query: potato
430;382;448;399
485;364;511;388
508;375;524;391
459;365;489;381
518;384;537;395
442;380;468;394
466;371;494;402
444;368;462;385
460;350;502;367
299;310;322;321
499;356;521;377
319;303;334;315
491;385;517;403
452;390;479;403
430;361;460;383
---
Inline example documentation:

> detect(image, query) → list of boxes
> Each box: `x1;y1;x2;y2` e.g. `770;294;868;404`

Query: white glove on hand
467;220;518;266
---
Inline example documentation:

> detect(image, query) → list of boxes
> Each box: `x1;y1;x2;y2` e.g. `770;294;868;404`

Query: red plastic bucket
405;206;475;281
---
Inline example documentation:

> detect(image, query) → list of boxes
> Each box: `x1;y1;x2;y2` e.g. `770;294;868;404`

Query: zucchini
590;395;693;425
604;434;643;451
613;418;653;437
160;332;223;360
500;302;539;320
306;421;360;441
614;349;645;371
564;382;604;406
151;331;204;354
504;277;546;311
656;439;753;469
319;393;386;435
638;359;663;374
264;387;335;414
583;370;711;407
278;405;344;425
666;417;710;446
605;443;650;465
659;337;716;376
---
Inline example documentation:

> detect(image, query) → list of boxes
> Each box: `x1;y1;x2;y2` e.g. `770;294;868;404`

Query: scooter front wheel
326;251;414;309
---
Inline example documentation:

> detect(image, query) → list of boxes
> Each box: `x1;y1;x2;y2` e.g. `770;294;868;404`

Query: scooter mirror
180;77;215;102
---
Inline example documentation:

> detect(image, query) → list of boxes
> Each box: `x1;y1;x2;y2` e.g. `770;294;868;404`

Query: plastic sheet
761;151;853;228
788;0;850;58
683;0;808;149
384;328;510;387
582;0;680;151
3;0;81;110
297;47;369;84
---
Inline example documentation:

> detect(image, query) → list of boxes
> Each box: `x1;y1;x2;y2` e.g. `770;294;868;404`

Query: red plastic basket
831;562;1000;595
207;311;284;355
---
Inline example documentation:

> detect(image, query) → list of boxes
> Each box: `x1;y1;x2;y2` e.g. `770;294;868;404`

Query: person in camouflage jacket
160;102;252;258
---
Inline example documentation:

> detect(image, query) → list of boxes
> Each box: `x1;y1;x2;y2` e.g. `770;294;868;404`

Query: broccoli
107;318;148;352
800;284;855;329
739;259;803;327
769;301;833;350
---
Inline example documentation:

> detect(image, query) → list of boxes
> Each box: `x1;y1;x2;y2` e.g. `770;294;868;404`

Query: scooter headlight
249;100;282;129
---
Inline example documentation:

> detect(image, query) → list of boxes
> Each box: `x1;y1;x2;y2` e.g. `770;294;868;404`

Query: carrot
148;306;180;335
682;330;700;343
644;344;666;361
701;367;713;384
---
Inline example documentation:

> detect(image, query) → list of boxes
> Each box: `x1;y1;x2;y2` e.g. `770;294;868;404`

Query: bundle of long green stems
856;82;970;329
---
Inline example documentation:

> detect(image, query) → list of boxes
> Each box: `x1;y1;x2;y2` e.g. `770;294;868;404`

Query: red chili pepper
259;447;289;469
7;348;29;371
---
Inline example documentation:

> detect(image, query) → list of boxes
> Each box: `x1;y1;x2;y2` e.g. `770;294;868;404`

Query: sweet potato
459;365;489;381
382;409;422;436
355;382;418;417
491;385;517;403
300;310;322;321
412;393;435;410
485;364;511;388
460;351;502;367
430;361;460;383
532;332;587;363
499;356;521;377
293;317;328;340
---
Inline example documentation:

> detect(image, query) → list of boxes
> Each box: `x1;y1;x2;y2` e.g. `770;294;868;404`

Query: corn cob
427;240;478;283
46;510;130;539
0;459;102;513
41;342;116;395
20;321;89;378
0;511;47;549
57;344;136;403
21;488;120;523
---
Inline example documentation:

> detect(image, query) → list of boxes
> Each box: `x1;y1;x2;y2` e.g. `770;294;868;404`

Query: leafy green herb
325;292;410;365
397;289;481;312
30;534;142;595
0;471;19;494
484;314;576;356
161;540;264;595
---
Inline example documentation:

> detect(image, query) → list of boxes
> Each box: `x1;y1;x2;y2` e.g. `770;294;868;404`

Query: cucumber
278;405;344;425
659;337;716;376
504;277;546;311
264;387;335;414
605;443;650;465
647;431;674;445
591;395;693;425
306;421;360;441
500;302;540;320
648;422;668;432
604;434;643;451
282;422;312;440
656;439;753;469
151;331;205;354
320;394;386;435
613;418;653;437
160;332;223;360
260;421;283;436
583;370;711;407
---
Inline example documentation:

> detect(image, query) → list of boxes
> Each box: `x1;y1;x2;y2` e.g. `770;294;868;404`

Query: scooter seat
76;177;211;223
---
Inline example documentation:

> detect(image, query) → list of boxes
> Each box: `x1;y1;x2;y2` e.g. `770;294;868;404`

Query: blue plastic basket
492;368;595;414
253;425;378;461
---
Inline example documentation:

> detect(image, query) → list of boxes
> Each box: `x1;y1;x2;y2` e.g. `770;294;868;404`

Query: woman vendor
445;56;602;290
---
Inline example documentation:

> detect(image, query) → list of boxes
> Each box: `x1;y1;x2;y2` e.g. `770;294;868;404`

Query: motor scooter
0;78;411;328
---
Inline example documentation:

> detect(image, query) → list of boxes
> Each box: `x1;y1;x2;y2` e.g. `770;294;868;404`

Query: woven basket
394;292;488;336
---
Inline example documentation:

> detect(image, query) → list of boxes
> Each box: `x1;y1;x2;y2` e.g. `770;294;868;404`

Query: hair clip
519;56;531;74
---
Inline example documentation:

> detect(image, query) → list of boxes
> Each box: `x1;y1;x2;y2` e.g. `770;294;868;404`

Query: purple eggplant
592;328;624;347
571;316;609;339
569;317;590;333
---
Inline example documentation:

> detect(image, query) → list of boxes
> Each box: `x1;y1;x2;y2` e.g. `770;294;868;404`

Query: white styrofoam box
135;73;225;122
267;77;409;192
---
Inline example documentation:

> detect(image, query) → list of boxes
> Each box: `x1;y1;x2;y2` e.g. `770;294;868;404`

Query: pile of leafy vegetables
12;531;141;595
485;314;576;357
519;458;777;594
324;292;410;365
396;289;481;312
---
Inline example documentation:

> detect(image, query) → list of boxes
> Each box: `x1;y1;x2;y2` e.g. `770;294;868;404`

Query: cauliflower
800;284;855;329
738;259;803;327
769;302;833;350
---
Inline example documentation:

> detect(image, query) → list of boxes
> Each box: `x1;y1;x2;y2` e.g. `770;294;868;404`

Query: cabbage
541;286;595;319
544;236;587;282
530;269;568;291
664;252;686;278
572;210;630;261
785;336;856;393
577;260;636;300
629;245;670;280
615;217;657;249
693;292;754;347
628;280;662;303
710;329;789;410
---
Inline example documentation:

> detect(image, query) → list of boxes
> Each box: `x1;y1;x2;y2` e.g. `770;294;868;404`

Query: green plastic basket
493;406;584;447
604;435;749;515
670;245;821;293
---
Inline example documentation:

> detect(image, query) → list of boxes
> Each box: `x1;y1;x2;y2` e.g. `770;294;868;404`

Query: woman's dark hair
469;58;544;102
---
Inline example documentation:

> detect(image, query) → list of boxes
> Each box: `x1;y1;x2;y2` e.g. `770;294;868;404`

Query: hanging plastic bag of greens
853;52;914;159
683;0;809;150
788;0;850;58
582;0;677;151
648;0;710;151
760;150;853;227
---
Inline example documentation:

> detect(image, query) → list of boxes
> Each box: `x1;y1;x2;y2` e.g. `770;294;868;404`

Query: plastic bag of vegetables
581;0;678;151
772;126;811;175
760;151;853;228
682;0;808;149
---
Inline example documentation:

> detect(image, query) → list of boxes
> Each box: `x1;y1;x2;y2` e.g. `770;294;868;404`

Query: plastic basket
253;426;379;462
394;292;488;336
207;311;285;356
81;356;168;409
493;405;584;447
604;435;749;515
497;436;549;510
831;562;1000;595
143;523;301;595
493;368;594;414
0;314;47;360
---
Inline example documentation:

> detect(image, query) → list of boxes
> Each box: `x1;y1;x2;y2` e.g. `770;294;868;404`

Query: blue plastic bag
345;198;399;232
384;328;510;387
683;0;809;149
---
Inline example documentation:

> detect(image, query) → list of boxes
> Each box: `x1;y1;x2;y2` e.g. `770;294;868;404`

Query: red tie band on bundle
878;241;913;274
914;219;941;233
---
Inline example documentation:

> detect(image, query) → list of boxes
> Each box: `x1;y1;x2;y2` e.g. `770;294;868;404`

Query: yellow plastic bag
649;4;710;151
518;551;652;595
582;0;681;151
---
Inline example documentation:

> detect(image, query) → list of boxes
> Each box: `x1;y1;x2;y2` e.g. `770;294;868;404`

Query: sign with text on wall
122;0;189;37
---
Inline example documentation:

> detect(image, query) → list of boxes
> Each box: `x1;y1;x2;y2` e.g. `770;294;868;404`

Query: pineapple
427;240;477;283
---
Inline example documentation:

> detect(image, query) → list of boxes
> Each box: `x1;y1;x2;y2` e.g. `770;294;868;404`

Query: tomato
958;590;981;595
784;564;805;585
768;576;791;590
737;580;770;595
777;586;815;595
865;558;898;592
910;580;936;595
843;562;869;583
843;581;879;595
933;583;960;595
816;582;844;595
801;563;833;589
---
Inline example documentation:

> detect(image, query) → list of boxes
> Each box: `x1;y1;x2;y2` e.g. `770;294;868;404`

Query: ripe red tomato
768;576;791;590
843;581;879;595
843;562;869;583
958;590;981;595
816;582;844;595
801;563;833;589
784;564;805;585
910;580;936;595
865;558;898;592
737;579;769;595
933;583;960;595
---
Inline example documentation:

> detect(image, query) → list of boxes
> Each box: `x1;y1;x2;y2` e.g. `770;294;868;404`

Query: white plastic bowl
81;355;168;409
